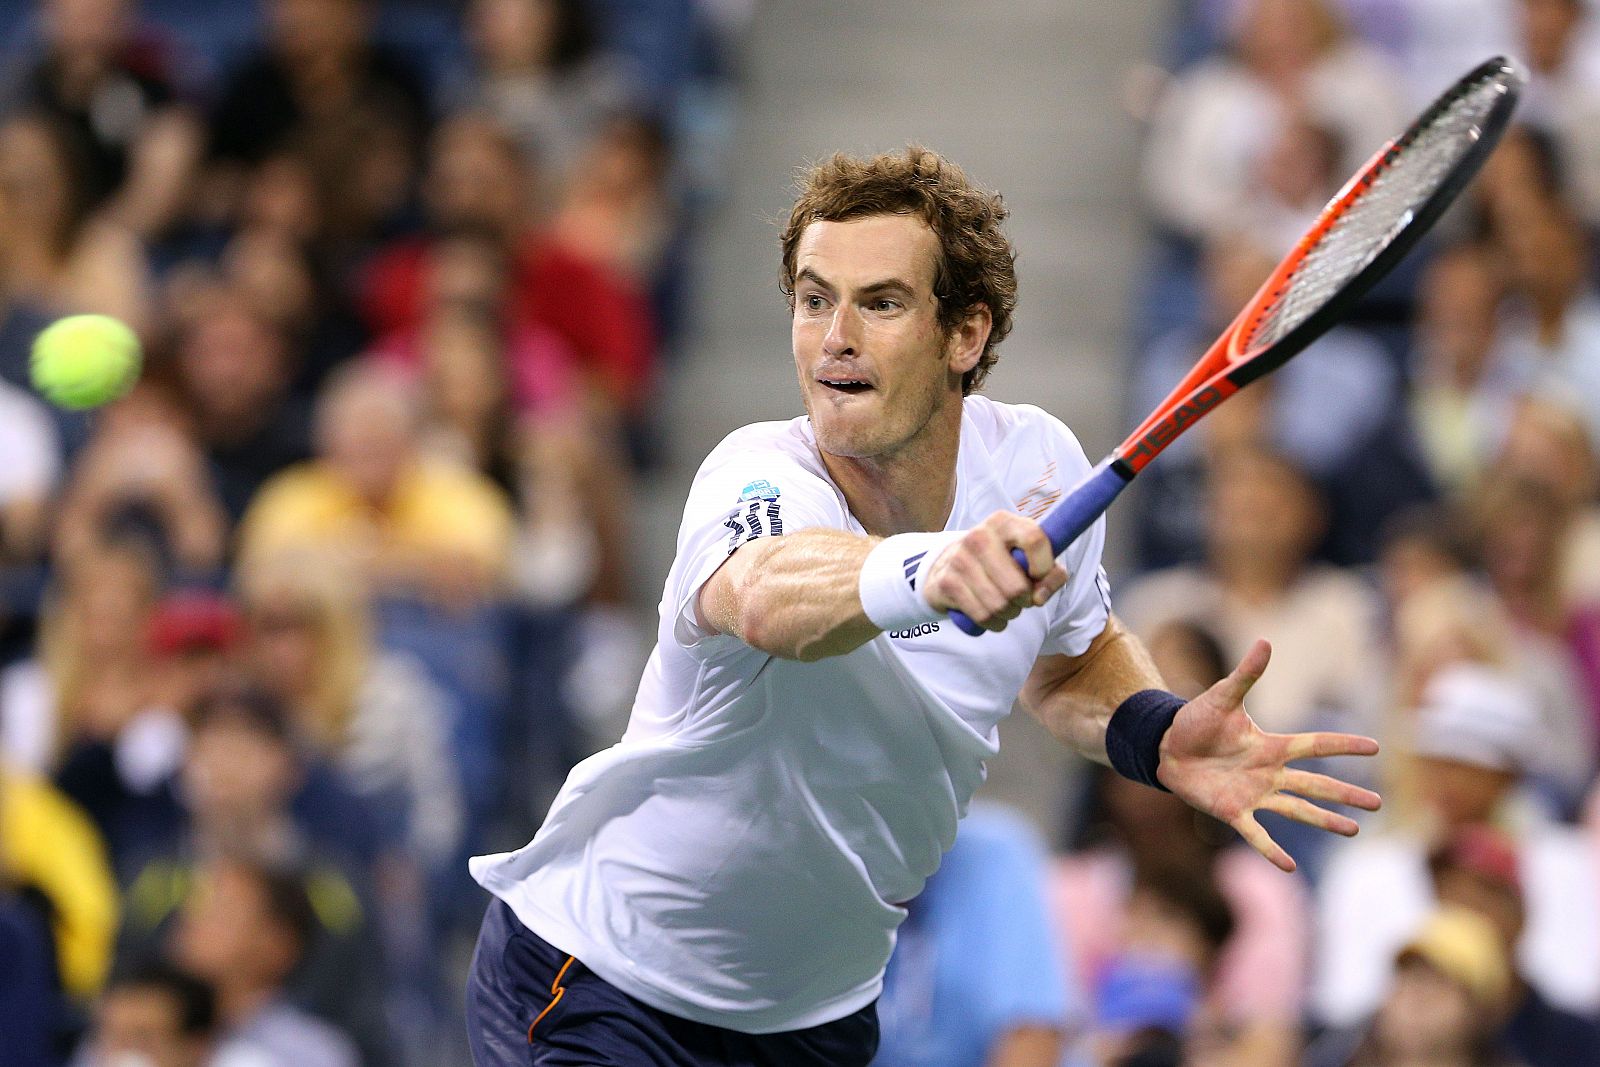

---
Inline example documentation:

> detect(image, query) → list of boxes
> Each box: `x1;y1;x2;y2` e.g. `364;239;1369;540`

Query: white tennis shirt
470;395;1111;1033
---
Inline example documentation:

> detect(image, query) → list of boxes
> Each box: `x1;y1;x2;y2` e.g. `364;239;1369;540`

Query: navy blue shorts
466;898;879;1067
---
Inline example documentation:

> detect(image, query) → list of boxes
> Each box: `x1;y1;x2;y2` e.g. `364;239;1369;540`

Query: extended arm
697;512;1069;661
1019;613;1163;762
1023;624;1383;872
697;528;880;661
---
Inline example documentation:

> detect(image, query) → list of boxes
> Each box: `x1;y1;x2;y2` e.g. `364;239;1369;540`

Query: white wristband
858;531;966;631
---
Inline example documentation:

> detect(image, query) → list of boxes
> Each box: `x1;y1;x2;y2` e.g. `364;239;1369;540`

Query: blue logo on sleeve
739;480;782;502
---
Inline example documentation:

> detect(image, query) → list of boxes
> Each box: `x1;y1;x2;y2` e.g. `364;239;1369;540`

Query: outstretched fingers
1262;793;1361;837
1208;639;1273;709
1282;731;1381;762
1233;813;1296;874
1281;768;1382;812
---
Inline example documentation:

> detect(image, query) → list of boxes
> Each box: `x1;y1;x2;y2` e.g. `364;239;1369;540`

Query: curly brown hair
779;146;1017;395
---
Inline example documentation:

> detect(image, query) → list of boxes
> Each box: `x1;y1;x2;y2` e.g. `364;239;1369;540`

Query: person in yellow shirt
0;763;119;1000
238;361;515;606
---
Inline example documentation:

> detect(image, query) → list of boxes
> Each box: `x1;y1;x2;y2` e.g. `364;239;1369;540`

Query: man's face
93;987;204;1067
790;215;974;461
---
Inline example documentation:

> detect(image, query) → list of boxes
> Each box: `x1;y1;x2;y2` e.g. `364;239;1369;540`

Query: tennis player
466;146;1381;1067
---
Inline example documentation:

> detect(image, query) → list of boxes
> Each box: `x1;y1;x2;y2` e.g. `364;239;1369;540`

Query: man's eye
870;299;901;312
804;294;828;311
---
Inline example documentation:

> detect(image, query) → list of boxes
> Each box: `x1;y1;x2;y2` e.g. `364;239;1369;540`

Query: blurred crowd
871;2;1600;1067
7;1;1600;1067
0;0;743;1064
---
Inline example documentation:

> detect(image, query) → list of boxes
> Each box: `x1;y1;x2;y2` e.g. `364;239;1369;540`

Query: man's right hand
921;511;1068;632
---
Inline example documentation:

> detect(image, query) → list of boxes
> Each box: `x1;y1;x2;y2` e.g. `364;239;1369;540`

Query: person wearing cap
52;588;245;874
1313;662;1600;1030
1335;906;1522;1067
1430;826;1600;1067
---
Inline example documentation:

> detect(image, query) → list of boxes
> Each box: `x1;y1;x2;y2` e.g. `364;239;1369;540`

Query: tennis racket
951;55;1523;636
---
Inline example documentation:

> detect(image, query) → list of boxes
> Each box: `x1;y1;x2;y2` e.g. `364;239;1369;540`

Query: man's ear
946;304;993;377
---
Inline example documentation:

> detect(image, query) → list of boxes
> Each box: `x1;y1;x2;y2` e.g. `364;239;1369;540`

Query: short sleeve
668;426;848;655
1028;414;1111;657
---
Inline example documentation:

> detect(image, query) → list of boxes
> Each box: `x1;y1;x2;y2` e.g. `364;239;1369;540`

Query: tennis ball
31;314;142;410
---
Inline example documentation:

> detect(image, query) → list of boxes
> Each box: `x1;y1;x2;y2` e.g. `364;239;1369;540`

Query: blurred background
0;1;1597;1066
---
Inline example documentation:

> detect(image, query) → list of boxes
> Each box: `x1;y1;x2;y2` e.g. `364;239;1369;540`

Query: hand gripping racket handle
948;461;1132;636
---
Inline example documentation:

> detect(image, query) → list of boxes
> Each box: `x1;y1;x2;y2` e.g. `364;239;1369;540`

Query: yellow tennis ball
31;314;142;410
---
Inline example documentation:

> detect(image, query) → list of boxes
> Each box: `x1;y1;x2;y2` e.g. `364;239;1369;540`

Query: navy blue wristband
1106;689;1186;791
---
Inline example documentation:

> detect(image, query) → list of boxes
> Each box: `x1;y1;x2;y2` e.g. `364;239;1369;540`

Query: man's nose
823;303;860;357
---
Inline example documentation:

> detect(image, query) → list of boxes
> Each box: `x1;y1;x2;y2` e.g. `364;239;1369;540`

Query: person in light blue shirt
874;802;1080;1067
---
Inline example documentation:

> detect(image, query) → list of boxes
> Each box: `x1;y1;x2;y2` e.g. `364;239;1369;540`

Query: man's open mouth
819;378;873;394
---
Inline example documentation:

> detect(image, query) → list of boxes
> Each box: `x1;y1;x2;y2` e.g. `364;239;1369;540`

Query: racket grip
948;462;1131;636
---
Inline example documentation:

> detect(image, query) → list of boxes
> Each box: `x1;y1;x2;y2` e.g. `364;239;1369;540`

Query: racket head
1115;56;1524;475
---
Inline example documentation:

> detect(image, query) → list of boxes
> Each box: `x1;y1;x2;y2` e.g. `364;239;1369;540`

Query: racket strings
1246;72;1514;352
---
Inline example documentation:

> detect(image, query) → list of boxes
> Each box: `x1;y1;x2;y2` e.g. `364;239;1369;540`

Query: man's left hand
1156;638;1382;873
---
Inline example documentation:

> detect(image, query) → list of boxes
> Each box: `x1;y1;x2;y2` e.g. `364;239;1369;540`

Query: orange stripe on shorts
527;955;576;1042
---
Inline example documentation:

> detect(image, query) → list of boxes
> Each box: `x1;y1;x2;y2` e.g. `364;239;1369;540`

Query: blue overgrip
948;461;1131;636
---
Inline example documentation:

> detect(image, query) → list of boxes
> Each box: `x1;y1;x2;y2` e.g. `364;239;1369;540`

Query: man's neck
819;399;963;536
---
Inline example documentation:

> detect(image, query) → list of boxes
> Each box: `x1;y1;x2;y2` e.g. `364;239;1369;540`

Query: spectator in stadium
1237;110;1346;256
0;111;153;333
1407;242;1515;497
1330;907;1522;1067
369;232;579;438
1128;235;1402;567
237;360;515;608
288;97;426;256
165;853;359;1067
0;760;119;1004
207;221;366;399
206;0;430;172
0;538;161;776
547;109;687;361
1321;0;1516;108
1515;0;1600;228
1120;446;1383;743
53;588;242;873
1472;124;1567;244
459;0;636;193
386;294;634;609
1492;199;1600;443
1141;0;1406;244
236;550;463;871
360;111;658;414
1473;472;1600;756
1374;504;1478;620
1314;662;1600;1029
117;685;391;1066
0;0;203;239
52;384;227;581
549;111;676;282
77;960;219;1067
1386;575;1592;810
1491;394;1600;608
1090;864;1235;1067
1428;826;1600;1067
170;280;312;524
873;803;1075;1067
1057;618;1311;1067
